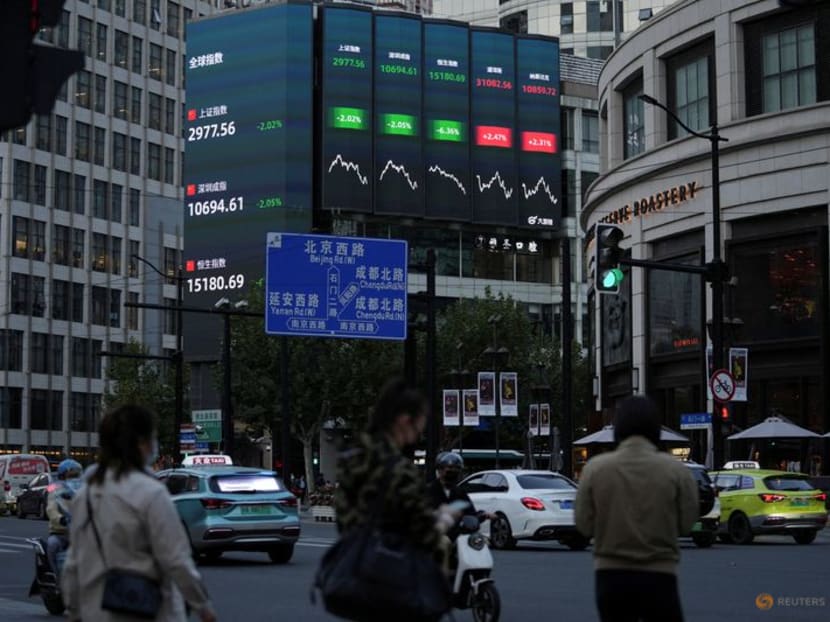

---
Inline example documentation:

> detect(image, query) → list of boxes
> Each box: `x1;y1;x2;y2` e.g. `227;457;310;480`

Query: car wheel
38;501;47;521
268;544;294;564
692;532;716;548
792;530;817;545
728;513;754;545
489;515;516;550
562;534;590;551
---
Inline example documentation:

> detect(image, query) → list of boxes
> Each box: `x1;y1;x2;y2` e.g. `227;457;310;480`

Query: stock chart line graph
427;164;467;195
327;154;369;185
475;171;514;199
521;176;558;204
379;160;419;190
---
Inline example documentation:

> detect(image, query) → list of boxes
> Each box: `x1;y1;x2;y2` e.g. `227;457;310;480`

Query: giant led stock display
184;3;313;355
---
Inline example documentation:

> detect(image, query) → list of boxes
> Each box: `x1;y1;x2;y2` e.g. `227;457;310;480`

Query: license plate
559;500;573;510
240;505;275;516
790;499;809;507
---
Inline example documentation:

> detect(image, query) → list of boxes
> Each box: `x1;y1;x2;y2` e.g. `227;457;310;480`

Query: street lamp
215;298;248;459
448;341;472;460
638;94;729;467
131;254;184;458
484;315;509;468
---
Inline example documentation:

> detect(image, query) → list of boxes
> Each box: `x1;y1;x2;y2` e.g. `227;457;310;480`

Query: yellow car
711;469;827;545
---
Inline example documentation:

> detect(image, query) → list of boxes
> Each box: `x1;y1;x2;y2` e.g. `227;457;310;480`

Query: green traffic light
601;268;624;289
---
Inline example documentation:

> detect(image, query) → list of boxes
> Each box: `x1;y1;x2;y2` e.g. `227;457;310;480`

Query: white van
0;454;50;511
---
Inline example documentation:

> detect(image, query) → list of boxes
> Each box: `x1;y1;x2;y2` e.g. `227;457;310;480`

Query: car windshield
516;474;575;490
211;474;282;494
688;467;712;485
763;476;816;492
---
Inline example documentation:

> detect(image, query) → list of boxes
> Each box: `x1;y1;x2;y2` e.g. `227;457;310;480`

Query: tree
104;340;183;454
225;282;402;491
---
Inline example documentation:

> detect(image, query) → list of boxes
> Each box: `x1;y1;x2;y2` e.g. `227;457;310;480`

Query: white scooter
453;515;500;622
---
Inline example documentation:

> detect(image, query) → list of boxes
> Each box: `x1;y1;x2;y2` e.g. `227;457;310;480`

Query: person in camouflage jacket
335;380;450;566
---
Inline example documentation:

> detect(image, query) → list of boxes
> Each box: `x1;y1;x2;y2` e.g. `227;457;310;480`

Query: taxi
710;468;827;545
157;465;300;563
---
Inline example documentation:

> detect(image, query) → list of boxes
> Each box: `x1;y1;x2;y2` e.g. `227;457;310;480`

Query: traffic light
719;404;732;423
0;0;84;132
594;224;625;294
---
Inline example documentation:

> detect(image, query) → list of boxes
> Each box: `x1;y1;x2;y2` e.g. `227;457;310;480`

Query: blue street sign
680;412;712;430
195;441;209;451
265;233;408;340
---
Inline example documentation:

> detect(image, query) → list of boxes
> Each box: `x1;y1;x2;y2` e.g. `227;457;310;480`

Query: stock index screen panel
373;14;424;217
516;36;561;230
184;3;313;356
470;30;518;227
423;21;470;221
320;6;373;213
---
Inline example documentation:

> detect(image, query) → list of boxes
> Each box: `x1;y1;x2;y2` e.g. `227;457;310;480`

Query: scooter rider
46;459;82;575
428;452;491;540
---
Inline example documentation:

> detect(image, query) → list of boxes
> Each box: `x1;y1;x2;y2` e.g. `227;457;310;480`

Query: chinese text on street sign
265;233;408;340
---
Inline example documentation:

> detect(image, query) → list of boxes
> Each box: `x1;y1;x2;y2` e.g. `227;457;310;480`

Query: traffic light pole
561;237;573;477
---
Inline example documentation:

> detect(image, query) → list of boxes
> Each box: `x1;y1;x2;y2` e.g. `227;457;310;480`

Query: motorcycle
453;514;500;622
27;480;79;616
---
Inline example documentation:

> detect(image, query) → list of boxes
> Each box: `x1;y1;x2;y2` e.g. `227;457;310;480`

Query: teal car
157;466;300;563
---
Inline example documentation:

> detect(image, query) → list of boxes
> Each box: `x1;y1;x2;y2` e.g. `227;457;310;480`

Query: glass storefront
648;253;702;355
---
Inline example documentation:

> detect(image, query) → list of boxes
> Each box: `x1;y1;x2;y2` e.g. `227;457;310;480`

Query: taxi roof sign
182;454;233;467
722;460;760;470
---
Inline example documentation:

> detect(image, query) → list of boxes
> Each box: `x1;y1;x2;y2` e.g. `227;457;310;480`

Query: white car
458;470;588;550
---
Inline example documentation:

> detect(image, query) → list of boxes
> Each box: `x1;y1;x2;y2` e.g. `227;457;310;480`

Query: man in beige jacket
575;395;699;622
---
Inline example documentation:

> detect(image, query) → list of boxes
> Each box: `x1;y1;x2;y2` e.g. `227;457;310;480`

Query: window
516;474;575;490
0;387;23;429
133;0;146;24
12;126;27;146
129;241;140;276
56;10;70;47
94;126;106;165
148;93;162;130
55;170;70;211
167;2;180;37
622;79;644;159
115;0;126;18
75;121;91;161
127;292;139;329
78;17;93;57
13;159;31;202
72;228;85;268
150;0;162;29
72;283;84;321
762;24;816;113
582;171;598;202
114;30;128;68
30;333;49;374
561;169;577;217
500;10;527;34
164;147;175;184
92;287;108;325
34;165;47;205
164;247;178;284
96;23;108;62
148;143;161;181
131;87;142;124
163;298;177;335
132;36;143;73
587;46;614;61
129;189;140;226
92;233;107;272
113;80;128;119
11;274;45;317
31;219;46;260
149;44;163;81
98;0;111;11
73;174;86;214
130;137;142;175
111;183;123;223
587;1;613;32
560;2;573;35
53;225;71;265
164;97;176;135
36;115;51;151
113;132;127;171
165;49;177;86
582;111;599;153
13;216;29;258
0;330;24;372
75;70;91;108
111;236;122;275
668;44;713;139
109;289;121;327
55;115;67;155
94;179;108;219
52;279;70;320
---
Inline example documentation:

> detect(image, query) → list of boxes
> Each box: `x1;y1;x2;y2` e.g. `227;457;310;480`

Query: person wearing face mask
61;404;217;622
335;379;457;572
427;452;480;541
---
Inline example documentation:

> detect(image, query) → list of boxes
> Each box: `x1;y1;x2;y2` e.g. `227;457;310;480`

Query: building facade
0;0;222;460
583;0;830;469
432;0;676;59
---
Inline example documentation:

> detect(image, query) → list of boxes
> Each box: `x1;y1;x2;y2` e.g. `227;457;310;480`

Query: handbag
313;456;452;622
86;492;162;619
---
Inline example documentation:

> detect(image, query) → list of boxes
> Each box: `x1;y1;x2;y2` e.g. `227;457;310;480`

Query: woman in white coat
62;404;217;622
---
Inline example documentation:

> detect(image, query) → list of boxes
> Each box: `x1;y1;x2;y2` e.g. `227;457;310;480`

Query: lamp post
638;94;729;468
448;341;471;460
214;298;250;459
131;254;184;458
484;315;509;468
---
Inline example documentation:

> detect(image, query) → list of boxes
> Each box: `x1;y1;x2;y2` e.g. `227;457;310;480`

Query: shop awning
727;416;821;441
574;425;689;445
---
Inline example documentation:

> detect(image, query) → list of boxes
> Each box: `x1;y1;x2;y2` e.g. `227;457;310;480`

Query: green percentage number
332;57;366;69
257;120;283;131
258;197;283;209
381;113;417;137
